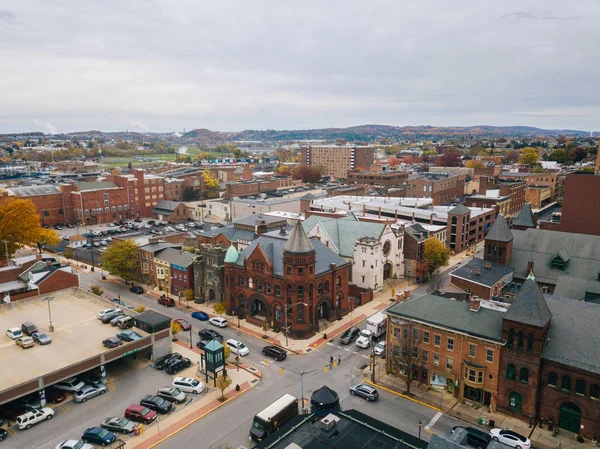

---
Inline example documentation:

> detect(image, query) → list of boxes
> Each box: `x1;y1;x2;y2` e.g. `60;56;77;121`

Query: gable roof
284;222;314;254
153;200;184;214
170;251;195;268
485;214;513;242
154;248;182;264
512;203;535;228
504;274;552;327
140;242;181;255
305;218;385;258
450;258;513;288
554;248;570;262
448;204;471;215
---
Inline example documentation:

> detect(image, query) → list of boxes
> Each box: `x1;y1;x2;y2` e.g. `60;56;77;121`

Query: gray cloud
1;0;599;133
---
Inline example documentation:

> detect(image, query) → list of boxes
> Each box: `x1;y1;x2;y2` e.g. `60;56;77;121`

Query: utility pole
2;240;8;265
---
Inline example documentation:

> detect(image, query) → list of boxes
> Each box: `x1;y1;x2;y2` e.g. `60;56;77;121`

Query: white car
172;377;205;394
6;327;23;339
16;407;54;430
54;377;86;392
226;339;249;356
355;329;372;349
489;429;531;448
164;226;175;232
374;341;386;357
209;317;228;328
97;308;121;319
56;440;93;449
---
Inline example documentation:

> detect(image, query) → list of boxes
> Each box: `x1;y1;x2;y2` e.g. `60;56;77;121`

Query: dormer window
550;249;569;271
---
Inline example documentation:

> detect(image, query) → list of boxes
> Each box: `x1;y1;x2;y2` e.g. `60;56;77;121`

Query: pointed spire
486;214;513;242
224;245;239;263
526;271;536;281
284;221;314;254
505;275;552;328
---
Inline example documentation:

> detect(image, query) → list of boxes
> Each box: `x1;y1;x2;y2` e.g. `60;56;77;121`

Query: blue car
116;330;142;342
81;427;116;446
191;311;209;321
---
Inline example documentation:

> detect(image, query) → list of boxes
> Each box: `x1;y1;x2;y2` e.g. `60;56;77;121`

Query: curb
363;379;441;412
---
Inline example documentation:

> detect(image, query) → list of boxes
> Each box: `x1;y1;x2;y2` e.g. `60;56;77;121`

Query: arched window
238;276;244;286
576;379;586;396
274;305;282;322
317;283;323;295
508;328;514;347
274;285;281;297
265;282;271;294
256;280;262;291
590;384;599;399
336;276;342;286
248;277;253;289
547;372;557;387
561;376;572;392
297;285;304;297
519;367;529;384
517;331;524;350
527;333;534;352
286;284;292;295
507;364;516;380
324;281;330;293
237;293;245;304
509;392;522;413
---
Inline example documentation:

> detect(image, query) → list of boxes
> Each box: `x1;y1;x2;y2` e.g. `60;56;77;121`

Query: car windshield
117;418;128;426
190;379;199;386
238;343;247;349
140;407;150;415
376;342;384;348
171;388;182;395
252;421;266;431
76;389;84;395
37;333;48;338
97;428;109;438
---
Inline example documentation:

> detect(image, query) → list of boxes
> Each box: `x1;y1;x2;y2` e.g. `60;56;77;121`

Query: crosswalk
325;342;371;360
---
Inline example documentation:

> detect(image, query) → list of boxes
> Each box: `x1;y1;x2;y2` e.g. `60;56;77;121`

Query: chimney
469;295;481;312
475;269;481;276
527;261;534;275
429;214;434;225
396;288;412;304
484;262;492;269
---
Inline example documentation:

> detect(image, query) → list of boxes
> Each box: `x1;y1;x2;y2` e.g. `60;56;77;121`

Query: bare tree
389;322;423;395
426;270;444;294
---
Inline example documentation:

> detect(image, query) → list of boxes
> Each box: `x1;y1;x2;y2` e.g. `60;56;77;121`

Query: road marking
326;342;335;347
425;412;443;430
344;348;351;352
59;404;70;413
6;427;17;437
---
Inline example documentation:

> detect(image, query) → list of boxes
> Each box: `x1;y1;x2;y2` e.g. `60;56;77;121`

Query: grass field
99;148;223;168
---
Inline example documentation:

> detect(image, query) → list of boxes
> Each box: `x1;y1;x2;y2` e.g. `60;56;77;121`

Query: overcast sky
1;0;599;134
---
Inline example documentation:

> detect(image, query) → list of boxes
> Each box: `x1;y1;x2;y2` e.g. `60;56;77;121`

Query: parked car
73;384;107;403
101;311;123;324
172;377;205;394
0;404;28;421
0;427;6;441
129;285;143;294
349;383;379;401
174;319;191;331
79;370;103;386
140;395;173;414
14;393;42;410
102;336;122;349
117;330;142;342
451;426;492;448
97;308;120;320
154;352;182;370
196;339;211;350
16;336;35;349
374;341;386;357
165;357;191;375
32;331;52;345
81;427;116;446
21;321;39;336
225;339;249;356
15;407;54;429
209;317;228;328
5;327;23;340
117;316;134;329
261;346;287;361
45;386;66;403
191;311;209;321
489;429;531;448
339;327;360;345
157;386;187;403
197;328;223;342
158;296;175;307
53;377;85;392
109;314;127;326
101;416;137;434
55;440;93;449
124;404;157;424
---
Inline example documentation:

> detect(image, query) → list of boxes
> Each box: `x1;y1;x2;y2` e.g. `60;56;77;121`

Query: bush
272;326;280;333
473;402;481;410
577;435;584;443
91;285;104;296
135;305;146;313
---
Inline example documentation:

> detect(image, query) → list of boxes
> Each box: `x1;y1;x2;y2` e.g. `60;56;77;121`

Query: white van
16;407;54;429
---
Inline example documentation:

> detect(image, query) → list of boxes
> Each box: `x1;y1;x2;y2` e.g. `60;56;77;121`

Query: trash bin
489;420;495;428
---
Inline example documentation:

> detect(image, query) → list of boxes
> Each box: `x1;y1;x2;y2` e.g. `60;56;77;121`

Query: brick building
107;169;166;218
193;244;227;304
223;177;291;199
300;145;375;179
402;223;446;282
223;222;352;339
477;177;527;219
500;171;560;201
169;251;195;298
4;185;74;227
405;173;465;205
463;194;512;218
447;204;495;254
152;200;190;222
347;169;409;187
138;242;182;286
163;178;185;201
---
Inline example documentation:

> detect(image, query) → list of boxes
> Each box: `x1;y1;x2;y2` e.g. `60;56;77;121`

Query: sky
1;0;599;134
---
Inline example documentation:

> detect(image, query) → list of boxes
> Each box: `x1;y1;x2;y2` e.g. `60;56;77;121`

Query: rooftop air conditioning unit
319;414;340;431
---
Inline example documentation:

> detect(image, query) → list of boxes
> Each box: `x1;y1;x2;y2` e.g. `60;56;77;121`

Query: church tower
484;214;513;266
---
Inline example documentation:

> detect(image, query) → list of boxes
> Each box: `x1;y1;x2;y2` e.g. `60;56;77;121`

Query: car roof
500;429;525;439
227;338;240;344
127;404;146;412
174;376;193;382
8;327;20;332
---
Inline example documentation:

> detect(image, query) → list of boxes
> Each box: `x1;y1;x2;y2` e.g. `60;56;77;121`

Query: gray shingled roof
504;275;552;327
153;200;183;214
553;276;600;301
544;295;600;374
234;214;285;226
74;181;119;191
6;185;61;197
170;251;195;268
450;258;514;288
485;214;513;242
154;247;182;264
512;203;535;228
386;293;505;342
140;242;181;254
448;204;471;215
284;221;314;254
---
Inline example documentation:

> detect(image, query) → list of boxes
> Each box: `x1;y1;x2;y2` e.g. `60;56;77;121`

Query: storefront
460;360;496;411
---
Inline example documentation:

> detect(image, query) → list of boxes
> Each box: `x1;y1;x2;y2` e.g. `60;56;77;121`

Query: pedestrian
330;355;334;365
338;354;342;365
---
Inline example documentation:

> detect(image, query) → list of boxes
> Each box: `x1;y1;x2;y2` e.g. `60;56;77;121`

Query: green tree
101;239;140;283
63;246;74;262
214;300;227;315
422;238;450;275
197;152;213;161
216;373;232;401
519;147;540;165
127;161;133;169
232;147;246;159
91;285;104;296
222;341;231;360
548;149;567;164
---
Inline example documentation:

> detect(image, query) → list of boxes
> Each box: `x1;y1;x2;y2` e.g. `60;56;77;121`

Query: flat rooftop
0;288;147;394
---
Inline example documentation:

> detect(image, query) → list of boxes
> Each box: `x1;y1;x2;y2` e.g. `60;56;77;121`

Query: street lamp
42;296;55;332
284;302;308;347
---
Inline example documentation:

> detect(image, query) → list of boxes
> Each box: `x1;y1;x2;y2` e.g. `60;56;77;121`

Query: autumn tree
171;320;182;341
388;156;400;166
465;160;485;169
214;300;227;315
519;147;540;166
274;148;294;163
101;239;140;283
90;285;104;296
232;147;247;159
197;152;213;161
202;170;220;198
216;373;232;401
274;164;291;176
423;238;450;275
389;322;422;395
183;288;194;308
292;165;321;183
63;246;74;262
0;196;48;257
435;151;461;167
221;341;231;360
36;228;60;254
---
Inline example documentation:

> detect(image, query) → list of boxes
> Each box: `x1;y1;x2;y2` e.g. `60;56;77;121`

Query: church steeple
484;214;513;266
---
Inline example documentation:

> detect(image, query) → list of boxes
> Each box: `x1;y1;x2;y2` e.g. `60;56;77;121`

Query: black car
154;353;182;370
101;311;123;323
103;337;122;348
195;339;211;350
0;427;6;441
451;426;491;448
80;370;103;385
134;218;142;223
44;386;66;403
261;346;287;361
165;357;191;375
140;395;173;414
197;328;223;342
340;327;361;345
129;285;144;294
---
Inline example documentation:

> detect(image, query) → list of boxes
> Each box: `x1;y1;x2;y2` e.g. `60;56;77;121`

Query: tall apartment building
405;173;465;205
500;171;561;200
300;145;374;179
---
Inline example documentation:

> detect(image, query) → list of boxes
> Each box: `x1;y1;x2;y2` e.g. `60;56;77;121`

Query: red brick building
446;204;495;254
405;173;466;205
347;169;409;187
223;222;352;339
169;251;195;298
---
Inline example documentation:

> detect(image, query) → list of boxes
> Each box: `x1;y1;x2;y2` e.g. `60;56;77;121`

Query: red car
124;405;157;424
174;319;191;331
158;296;175;307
